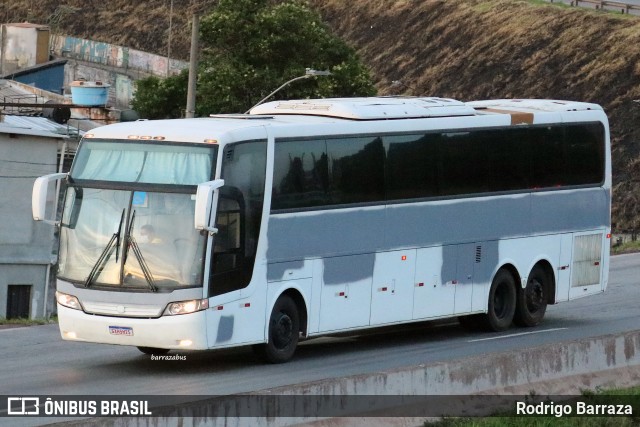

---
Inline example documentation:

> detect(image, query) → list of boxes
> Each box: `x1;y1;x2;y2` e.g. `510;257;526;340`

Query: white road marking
467;327;568;342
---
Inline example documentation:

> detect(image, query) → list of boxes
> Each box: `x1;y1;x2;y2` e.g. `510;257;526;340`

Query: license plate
109;326;134;336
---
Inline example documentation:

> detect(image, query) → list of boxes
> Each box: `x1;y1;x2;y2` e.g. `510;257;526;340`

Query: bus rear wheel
482;269;516;331
137;346;170;355
514;265;548;327
255;295;299;364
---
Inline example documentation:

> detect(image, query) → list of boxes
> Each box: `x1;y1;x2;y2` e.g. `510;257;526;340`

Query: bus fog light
63;331;77;339
163;299;209;316
178;339;193;347
56;291;82;311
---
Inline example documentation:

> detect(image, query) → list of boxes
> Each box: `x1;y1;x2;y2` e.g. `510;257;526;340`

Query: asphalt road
0;253;639;398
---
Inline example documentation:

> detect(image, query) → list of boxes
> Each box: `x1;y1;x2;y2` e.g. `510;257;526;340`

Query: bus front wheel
483;269;516;331
255;295;299;364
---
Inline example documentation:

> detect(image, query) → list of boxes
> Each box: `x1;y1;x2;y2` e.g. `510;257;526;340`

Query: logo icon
7;397;40;415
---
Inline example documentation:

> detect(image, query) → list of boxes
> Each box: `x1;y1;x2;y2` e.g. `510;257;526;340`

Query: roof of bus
84;97;605;144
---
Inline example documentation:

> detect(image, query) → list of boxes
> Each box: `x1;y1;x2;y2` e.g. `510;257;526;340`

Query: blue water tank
69;80;110;106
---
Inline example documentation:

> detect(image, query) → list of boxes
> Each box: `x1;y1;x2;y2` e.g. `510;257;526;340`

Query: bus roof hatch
249;97;477;120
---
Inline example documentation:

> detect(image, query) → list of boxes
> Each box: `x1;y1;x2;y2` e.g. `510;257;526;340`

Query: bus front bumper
57;304;209;350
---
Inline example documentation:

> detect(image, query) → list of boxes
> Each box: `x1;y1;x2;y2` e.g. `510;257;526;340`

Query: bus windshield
58;188;207;291
71;140;215;185
57;139;217;291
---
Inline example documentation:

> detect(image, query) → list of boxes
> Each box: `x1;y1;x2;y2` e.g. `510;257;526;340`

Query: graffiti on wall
50;35;187;108
51;35;186;77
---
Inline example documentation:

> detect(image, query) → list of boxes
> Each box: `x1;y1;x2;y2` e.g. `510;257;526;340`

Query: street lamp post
245;68;332;114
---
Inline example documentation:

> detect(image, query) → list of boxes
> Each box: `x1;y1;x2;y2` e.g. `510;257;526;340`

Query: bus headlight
56;291;82;311
163;299;209;316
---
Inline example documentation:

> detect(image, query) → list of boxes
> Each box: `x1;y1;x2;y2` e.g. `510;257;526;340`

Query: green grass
611;240;640;255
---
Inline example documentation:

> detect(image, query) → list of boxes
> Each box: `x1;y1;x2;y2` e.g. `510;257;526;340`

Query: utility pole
185;11;199;118
166;0;174;77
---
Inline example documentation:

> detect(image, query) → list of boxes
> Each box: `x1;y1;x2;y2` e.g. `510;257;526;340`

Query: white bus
33;97;611;363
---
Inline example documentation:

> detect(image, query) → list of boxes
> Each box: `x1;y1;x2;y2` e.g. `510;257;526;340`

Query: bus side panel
530;189;609;235
205;293;268;349
318;254;373;332
370;249;416;325
497;234;563;295
413;246;453;319
556;233;574;303
471;240;499;313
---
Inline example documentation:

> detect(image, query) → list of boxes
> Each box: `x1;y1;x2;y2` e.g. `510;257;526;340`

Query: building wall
14;62;66;94
0;265;48;319
0;24;50;75
0;130;61;318
51;35;187;109
51;35;187;77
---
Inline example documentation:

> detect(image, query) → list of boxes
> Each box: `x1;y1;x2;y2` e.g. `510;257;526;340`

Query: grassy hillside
309;0;640;232
4;0;640;230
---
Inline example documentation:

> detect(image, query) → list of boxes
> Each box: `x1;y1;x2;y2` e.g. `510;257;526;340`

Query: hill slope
309;0;640;232
4;0;639;230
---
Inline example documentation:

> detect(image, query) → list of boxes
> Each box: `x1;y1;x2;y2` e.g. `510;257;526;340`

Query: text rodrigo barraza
516;401;633;417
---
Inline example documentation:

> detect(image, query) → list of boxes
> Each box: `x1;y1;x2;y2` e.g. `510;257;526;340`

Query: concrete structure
0;23;50;75
53;330;640;426
50;34;188;109
0;119;67;319
0;77;84;320
3;58;67;94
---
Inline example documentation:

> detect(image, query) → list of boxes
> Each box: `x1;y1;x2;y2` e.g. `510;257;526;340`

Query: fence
548;0;640;14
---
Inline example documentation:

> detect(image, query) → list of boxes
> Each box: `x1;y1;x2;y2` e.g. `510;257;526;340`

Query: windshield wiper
123;211;158;292
85;209;125;288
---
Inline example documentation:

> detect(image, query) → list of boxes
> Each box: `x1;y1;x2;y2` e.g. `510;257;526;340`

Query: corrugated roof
0;79;84;138
0;121;65;139
2;115;82;138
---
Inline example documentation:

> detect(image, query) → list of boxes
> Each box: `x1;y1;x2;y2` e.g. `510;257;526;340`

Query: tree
131;0;376;118
131;73;188;119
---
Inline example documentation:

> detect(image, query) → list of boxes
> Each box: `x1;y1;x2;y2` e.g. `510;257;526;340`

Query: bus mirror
32;173;68;225
194;179;225;234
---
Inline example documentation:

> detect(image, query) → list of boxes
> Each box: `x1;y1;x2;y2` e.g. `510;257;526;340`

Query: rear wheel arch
280;288;308;337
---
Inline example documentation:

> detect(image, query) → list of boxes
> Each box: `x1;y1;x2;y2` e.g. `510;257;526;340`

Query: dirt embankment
4;0;640;229
310;0;640;231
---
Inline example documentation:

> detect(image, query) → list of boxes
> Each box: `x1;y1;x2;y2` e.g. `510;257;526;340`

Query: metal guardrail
549;0;640;14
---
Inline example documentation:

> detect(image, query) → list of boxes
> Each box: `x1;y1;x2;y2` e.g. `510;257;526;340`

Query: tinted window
438;131;490;196
564;123;605;186
529;126;566;188
272;139;329;210
327;136;385;205
270;122;605;211
384;134;439;199
484;129;530;191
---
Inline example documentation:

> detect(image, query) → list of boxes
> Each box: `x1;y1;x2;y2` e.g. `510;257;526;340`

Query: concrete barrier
54;330;640;427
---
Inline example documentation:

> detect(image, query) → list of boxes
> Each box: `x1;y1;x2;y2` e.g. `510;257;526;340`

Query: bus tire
482;269;516;331
514;265;548;327
256;295;299;364
137;346;170;355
